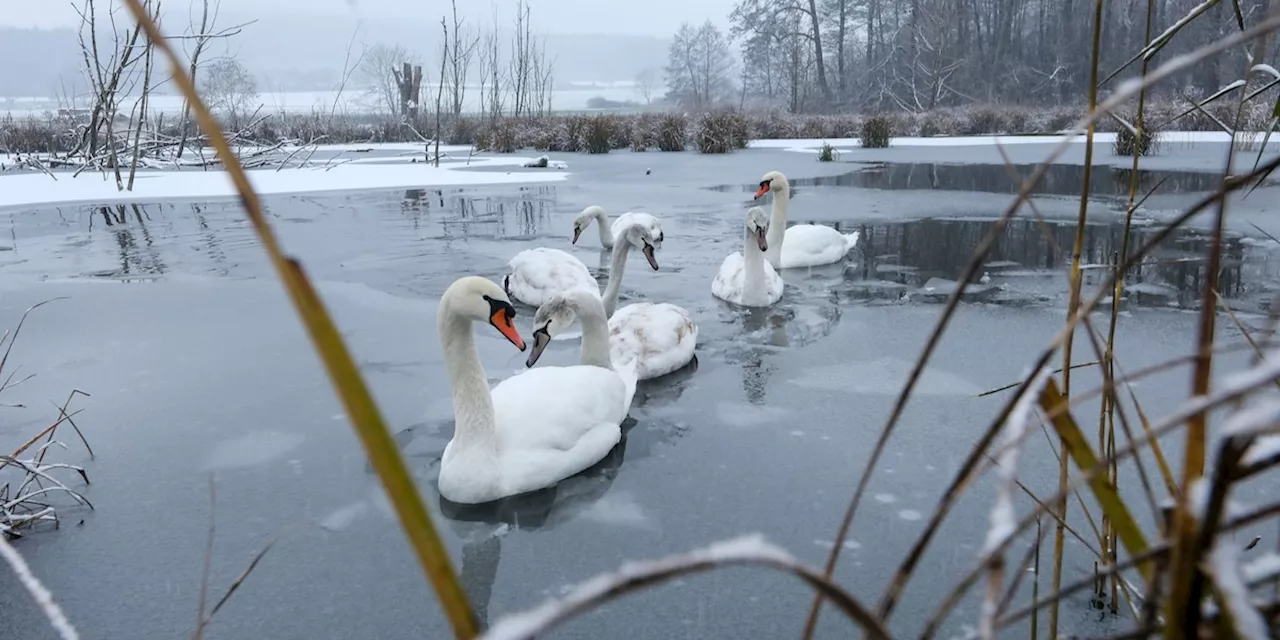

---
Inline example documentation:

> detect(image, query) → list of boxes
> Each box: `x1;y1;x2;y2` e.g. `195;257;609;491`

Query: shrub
694;111;749;154
817;142;838;162
657;114;688;152
480;119;518;153
446;117;478;145
1113;123;1160;157
629;114;658;151
964;107;1005;135
580;115;614;154
1005;110;1029;134
860;115;893;149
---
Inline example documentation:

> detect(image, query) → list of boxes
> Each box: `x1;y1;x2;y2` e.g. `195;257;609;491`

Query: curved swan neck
566;291;613;369
438;303;498;449
744;225;767;293
600;238;632;318
591;208;614;248
765;183;788;266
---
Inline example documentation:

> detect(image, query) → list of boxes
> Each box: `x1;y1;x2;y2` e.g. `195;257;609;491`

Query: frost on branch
481;534;795;640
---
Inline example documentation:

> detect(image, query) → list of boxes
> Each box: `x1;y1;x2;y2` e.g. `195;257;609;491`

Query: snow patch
0;155;567;211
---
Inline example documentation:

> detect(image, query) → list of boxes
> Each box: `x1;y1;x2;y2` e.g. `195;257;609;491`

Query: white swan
504;223;660;310
572;205;665;250
754;170;860;269
503;248;596;308
608;302;697;380
436;276;635;505
712;207;785;307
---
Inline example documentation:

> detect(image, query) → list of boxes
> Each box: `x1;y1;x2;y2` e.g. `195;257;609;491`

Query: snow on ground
0;154;567;211
750;130;1269;153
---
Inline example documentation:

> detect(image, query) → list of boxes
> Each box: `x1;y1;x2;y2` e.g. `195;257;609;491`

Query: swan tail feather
613;349;641;410
843;231;861;252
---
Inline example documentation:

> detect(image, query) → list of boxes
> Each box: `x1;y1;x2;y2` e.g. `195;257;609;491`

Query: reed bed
4;0;1280;638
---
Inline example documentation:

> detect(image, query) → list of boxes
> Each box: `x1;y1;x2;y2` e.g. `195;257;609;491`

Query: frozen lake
1;139;1278;638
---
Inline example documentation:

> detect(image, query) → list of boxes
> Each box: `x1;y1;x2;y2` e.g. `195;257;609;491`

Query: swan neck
744;225;767;291
593;209;614;248
575;296;614;369
601;239;631;318
766;186;788;265
438;306;498;450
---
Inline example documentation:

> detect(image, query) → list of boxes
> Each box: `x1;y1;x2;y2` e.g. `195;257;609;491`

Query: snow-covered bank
0;155;568;211
750;130;1272;153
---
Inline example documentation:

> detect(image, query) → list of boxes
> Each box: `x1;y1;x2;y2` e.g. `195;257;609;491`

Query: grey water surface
1;142;1279;639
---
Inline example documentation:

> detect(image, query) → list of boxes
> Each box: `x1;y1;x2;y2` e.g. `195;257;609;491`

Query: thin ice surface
1205;540;1270;640
1221;396;1280;437
1242;552;1280;584
0;537;79;640
481;534;795;640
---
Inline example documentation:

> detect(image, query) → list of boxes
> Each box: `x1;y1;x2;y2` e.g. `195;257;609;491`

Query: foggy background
0;0;738;97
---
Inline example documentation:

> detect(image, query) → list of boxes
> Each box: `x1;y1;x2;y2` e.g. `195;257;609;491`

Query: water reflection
3;187;560;289
434;434;631;630
712;162;1273;199
841;217;1268;308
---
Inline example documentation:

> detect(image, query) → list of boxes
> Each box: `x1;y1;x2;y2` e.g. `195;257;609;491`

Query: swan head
746;206;769;252
571;206;607;244
441;276;526;351
525;288;602;367
754;170;789;200
616;222;660;270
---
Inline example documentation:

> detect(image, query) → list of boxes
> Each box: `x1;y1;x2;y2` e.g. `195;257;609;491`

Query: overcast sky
2;0;737;36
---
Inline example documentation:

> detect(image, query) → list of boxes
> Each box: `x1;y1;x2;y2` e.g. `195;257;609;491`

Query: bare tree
663;21;736;109
507;0;533;117
175;0;252;158
477;20;505;120
529;37;556;116
434;17;448;166
201;58;258;130
445;0;480;117
635;68;658;105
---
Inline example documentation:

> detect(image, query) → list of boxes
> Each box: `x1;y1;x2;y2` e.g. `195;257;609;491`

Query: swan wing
711;252;746;304
778;225;856;268
491;365;630;450
505;248;597;306
609;303;697;380
762;260;786;304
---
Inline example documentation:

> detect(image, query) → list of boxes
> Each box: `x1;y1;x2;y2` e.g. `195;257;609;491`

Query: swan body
608;302;697;380
577;220;695;380
503;248;596;308
437;276;633;505
572;205;664;250
755;170;860;269
712;207;785;307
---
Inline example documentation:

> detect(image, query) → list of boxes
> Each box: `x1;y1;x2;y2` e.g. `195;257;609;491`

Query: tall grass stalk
1098;0;1159;614
1165;3;1267;634
118;2;479;638
1055;0;1106;634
